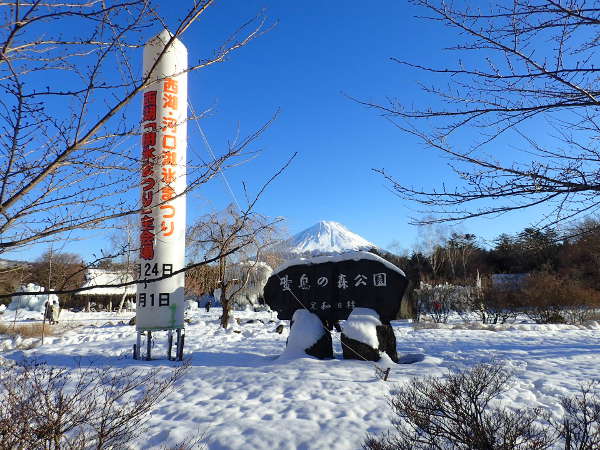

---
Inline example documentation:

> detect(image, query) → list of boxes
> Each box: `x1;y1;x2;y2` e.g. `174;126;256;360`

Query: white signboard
137;30;187;331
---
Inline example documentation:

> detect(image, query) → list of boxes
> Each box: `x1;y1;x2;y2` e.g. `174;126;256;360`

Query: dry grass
0;322;57;338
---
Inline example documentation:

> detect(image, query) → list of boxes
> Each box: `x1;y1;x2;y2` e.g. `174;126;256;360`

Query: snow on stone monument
264;251;408;361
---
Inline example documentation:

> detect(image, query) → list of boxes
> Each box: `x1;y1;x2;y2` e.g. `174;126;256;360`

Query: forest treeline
373;218;600;291
2;218;600;303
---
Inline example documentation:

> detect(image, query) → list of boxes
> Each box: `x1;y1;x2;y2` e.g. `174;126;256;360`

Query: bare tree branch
363;0;600;228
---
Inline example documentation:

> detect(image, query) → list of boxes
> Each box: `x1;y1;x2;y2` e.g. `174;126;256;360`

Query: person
50;300;60;324
44;300;52;323
205;298;211;312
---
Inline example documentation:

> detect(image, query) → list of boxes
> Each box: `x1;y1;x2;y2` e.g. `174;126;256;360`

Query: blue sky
5;1;552;262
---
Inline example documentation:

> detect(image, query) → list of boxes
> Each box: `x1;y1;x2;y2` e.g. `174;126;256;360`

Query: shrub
413;283;475;323
0;360;188;449
364;362;553;450
364;363;600;450
521;273;600;324
556;382;600;450
476;286;520;324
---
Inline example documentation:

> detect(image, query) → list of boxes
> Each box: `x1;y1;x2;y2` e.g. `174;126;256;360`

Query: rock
287;311;333;359
341;333;380;361
275;324;284;334
341;324;398;363
128;316;136;326
376;324;398;363
305;327;333;359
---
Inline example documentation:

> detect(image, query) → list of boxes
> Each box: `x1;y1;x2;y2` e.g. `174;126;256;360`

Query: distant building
491;273;529;291
73;268;136;311
0;258;29;269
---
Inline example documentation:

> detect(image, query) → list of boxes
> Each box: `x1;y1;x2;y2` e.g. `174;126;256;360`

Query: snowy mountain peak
286;220;376;256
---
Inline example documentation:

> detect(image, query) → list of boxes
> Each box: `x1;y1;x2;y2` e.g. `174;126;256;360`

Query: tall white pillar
137;30;187;331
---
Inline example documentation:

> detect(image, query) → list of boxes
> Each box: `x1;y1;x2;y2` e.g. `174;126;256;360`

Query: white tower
135;30;188;360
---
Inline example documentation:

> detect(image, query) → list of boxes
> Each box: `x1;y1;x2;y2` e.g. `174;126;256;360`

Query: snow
284;220;376;256
280;309;324;358
342;308;381;348
185;299;199;311
273;250;406;277
1;308;599;449
79;268;136;296
6;283;59;313
213;261;272;310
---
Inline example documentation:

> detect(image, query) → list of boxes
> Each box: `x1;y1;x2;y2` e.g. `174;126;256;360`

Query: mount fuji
282;220;376;256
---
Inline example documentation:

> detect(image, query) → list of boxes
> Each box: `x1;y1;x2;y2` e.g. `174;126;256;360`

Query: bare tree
446;232;478;281
109;217;137;313
185;263;219;297
28;249;85;292
0;0;271;255
188;204;282;328
364;0;600;228
414;222;448;280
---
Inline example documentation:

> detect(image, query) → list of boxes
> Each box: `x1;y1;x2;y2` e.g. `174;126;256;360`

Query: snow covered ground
1;308;599;449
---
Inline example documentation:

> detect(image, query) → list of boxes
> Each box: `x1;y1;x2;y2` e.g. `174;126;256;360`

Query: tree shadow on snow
187;350;280;368
397;353;426;364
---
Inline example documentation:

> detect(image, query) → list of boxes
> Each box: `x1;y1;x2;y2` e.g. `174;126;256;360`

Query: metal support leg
146;330;152;360
134;331;141;360
167;330;173;360
175;328;184;361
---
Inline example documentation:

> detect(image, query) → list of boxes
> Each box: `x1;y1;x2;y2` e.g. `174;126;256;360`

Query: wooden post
383;368;391;381
41;302;47;346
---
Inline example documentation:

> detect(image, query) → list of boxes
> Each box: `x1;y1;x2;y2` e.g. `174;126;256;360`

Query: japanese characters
264;252;408;323
136;30;188;331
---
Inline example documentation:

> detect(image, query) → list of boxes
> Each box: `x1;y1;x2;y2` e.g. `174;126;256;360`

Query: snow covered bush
0;360;188;449
415;281;524;325
7;283;59;313
413;283;475;323
185;299;199;311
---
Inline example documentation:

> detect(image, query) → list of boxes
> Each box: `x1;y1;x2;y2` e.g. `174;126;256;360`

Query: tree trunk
219;280;230;328
118;291;127;314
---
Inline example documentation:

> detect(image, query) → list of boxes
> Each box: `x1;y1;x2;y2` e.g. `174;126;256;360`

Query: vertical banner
137;30;187;331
